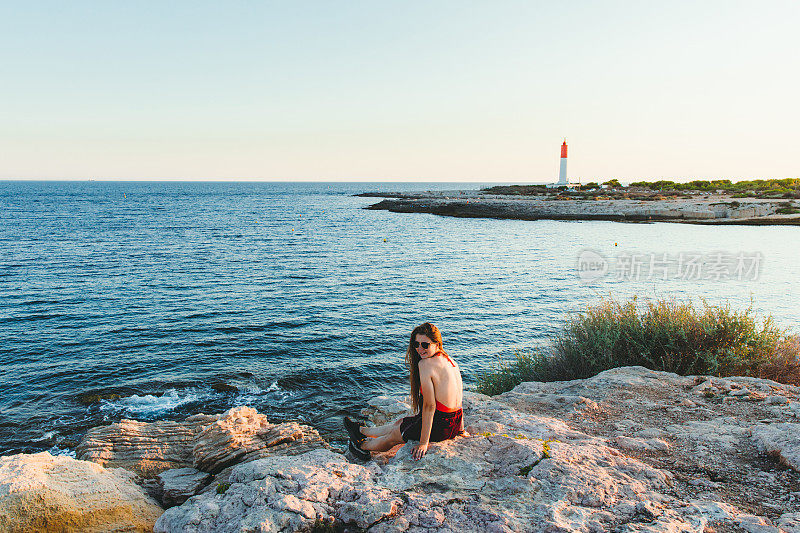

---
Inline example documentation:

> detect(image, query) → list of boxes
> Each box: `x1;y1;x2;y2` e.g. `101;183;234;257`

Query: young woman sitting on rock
344;322;466;461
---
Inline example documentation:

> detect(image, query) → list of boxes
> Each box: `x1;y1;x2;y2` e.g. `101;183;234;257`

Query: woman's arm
413;366;436;460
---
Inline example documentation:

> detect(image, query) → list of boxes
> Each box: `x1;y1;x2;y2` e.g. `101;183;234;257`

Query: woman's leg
360;418;401;438
361;422;404;452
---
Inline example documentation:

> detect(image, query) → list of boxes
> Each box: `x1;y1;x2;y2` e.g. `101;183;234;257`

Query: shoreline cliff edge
1;366;799;532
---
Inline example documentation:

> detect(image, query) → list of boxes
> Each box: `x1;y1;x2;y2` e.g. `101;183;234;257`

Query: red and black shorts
400;409;463;442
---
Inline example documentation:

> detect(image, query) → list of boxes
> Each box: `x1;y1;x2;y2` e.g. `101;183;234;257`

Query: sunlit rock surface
0;451;163;532
154;367;800;532
76;405;327;478
2;367;795;532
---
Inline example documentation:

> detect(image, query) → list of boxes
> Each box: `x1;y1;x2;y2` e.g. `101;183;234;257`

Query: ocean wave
99;388;214;419
32;430;59;442
234;380;290;406
95;381;289;420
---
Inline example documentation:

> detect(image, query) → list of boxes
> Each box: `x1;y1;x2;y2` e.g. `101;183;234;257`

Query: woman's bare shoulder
418;357;436;370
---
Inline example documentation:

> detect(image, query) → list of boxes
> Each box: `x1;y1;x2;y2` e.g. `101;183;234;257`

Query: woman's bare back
421;353;462;409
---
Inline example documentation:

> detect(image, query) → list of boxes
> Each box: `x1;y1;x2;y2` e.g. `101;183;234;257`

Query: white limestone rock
614;435;671;452
157;467;211;507
734;514;781;533
361;395;412;426
766;395;789;405
751;422;800;471
0;451;163;532
664;417;750;451
785;402;800;419
154;449;398;532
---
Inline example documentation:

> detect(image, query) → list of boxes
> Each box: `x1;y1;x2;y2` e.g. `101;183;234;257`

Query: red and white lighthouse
557;139;568;185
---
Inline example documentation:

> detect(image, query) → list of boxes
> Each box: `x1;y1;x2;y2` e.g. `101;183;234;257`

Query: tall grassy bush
476;297;800;395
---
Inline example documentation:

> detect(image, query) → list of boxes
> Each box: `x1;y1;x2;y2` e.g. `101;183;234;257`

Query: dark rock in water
76;392;122;405
59;438;80;449
210;382;238;393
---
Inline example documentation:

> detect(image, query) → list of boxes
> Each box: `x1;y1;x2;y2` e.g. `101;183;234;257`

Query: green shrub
776;202;800;214
475;350;552;396
760;188;791;197
476;297;800;395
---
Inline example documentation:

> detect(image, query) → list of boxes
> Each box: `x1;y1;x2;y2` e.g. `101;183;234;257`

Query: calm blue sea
1;181;798;455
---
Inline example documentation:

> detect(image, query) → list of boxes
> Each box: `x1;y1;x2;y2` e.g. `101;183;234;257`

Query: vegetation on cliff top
628;178;800;199
476;297;800;396
482;178;800;200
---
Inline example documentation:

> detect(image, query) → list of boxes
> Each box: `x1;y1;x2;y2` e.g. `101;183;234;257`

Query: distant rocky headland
2;366;799;532
360;186;800;224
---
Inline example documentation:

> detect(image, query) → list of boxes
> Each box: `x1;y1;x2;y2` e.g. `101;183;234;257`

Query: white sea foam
32;430;58;442
234;380;289;406
100;388;211;418
236;380;280;394
94;382;288;422
48;445;76;458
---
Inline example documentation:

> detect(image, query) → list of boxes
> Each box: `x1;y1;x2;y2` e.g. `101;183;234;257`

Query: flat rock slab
154;449;398;533
365;194;800;225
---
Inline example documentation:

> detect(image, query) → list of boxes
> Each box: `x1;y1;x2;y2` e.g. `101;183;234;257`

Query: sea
1;180;798;456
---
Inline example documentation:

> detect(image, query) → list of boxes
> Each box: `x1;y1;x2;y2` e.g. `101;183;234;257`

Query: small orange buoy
383;238;387;242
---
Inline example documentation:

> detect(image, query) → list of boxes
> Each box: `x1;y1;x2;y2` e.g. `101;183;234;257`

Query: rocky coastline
361;191;800;225
2;366;800;532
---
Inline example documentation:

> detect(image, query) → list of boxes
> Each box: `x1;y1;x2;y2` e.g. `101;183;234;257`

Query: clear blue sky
1;1;798;181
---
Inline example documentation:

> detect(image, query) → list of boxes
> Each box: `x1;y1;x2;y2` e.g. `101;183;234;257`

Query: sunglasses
412;341;434;349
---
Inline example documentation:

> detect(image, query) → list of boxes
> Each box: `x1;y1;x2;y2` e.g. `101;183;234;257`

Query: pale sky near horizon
1;1;798;182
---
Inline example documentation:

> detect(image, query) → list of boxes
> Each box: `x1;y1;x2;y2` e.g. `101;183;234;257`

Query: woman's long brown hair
405;322;448;413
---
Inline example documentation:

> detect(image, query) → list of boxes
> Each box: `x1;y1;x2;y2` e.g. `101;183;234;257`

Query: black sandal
348;438;371;461
343;416;365;444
